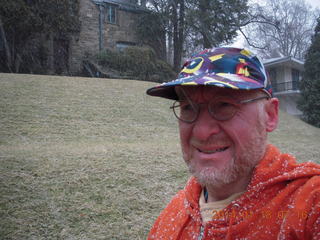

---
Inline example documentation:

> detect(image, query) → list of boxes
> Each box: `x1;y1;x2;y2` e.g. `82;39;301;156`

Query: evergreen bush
96;46;176;82
298;17;320;127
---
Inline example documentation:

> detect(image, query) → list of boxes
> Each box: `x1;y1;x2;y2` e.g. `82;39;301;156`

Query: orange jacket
148;145;320;240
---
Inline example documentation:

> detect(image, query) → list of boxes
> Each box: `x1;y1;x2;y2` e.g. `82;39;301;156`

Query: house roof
263;56;304;71
92;0;148;13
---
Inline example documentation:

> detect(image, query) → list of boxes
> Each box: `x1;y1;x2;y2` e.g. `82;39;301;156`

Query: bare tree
242;0;319;60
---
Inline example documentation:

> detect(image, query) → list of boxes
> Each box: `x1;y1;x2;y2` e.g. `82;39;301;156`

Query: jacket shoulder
147;189;189;240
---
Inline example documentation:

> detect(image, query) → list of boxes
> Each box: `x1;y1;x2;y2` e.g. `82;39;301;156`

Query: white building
263;57;304;116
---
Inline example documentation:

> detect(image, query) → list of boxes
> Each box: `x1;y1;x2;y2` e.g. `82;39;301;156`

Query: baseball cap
146;47;272;100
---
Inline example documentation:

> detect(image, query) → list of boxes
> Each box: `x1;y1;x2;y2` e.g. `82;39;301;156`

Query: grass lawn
0;73;319;239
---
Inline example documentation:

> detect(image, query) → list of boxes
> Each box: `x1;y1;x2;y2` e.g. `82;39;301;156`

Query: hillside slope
0;73;319;239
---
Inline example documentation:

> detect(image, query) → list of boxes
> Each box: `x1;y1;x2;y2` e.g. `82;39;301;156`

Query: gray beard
187;132;267;189
188;155;253;188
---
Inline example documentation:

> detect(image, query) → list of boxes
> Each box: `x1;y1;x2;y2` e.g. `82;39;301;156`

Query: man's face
177;86;277;187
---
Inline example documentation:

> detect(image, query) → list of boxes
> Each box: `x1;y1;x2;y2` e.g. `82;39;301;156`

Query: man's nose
191;106;221;141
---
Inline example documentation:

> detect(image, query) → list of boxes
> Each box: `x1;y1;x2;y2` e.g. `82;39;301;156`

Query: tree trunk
173;0;185;72
177;0;184;68
47;32;54;74
199;0;211;48
14;53;22;73
159;25;167;61
167;22;173;65
0;17;13;72
140;0;146;7
202;34;211;48
173;1;179;71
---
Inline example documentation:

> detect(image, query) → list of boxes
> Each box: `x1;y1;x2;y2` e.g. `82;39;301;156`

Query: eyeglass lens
209;101;238;121
173;98;239;122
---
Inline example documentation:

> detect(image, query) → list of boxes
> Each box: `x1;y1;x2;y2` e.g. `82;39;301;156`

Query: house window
291;69;300;90
116;42;135;51
105;4;116;24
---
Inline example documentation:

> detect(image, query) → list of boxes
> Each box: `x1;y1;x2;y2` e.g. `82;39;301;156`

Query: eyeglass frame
170;95;271;123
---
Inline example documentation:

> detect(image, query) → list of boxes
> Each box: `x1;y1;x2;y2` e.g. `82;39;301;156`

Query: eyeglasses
170;96;270;123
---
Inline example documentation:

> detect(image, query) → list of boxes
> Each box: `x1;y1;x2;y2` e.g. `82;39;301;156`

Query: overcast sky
230;0;320;49
251;0;320;8
306;0;320;8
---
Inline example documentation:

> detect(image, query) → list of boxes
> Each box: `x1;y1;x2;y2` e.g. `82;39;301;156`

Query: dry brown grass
0;73;319;239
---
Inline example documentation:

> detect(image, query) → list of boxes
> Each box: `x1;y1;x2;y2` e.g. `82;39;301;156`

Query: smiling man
146;47;320;239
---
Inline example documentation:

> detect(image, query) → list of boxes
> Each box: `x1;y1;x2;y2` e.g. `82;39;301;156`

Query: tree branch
0;17;13;72
238;27;267;50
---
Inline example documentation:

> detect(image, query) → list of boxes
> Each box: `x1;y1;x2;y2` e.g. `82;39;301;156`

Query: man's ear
264;98;279;132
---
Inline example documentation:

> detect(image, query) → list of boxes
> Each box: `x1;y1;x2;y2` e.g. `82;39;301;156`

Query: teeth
199;147;228;154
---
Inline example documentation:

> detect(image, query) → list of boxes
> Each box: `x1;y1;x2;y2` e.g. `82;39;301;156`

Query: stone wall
69;0;142;74
69;0;99;74
104;9;139;49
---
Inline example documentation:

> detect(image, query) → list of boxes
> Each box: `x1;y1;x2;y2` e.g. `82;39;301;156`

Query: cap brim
146;73;266;100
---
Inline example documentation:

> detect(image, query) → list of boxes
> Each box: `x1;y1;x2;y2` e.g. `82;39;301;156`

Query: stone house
68;0;147;74
263;57;304;116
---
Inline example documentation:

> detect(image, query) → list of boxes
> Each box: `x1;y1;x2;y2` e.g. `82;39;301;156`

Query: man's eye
216;101;233;108
213;101;237;113
180;104;193;111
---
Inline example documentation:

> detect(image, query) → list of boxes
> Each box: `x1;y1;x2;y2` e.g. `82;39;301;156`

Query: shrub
96;46;176;82
298;17;320;127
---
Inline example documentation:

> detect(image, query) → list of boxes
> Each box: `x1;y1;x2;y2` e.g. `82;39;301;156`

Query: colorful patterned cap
146;47;272;100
